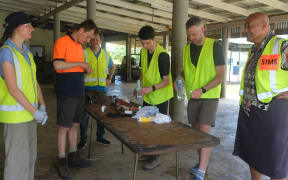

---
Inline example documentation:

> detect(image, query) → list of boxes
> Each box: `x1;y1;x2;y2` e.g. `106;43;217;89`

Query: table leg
176;152;179;180
133;154;138;180
88;117;93;159
121;143;124;154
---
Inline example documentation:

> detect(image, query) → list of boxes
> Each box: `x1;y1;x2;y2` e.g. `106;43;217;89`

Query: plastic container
136;80;142;101
176;77;186;100
139;116;152;122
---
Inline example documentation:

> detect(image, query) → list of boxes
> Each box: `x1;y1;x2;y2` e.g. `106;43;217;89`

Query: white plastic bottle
176;77;186;100
136;80;142;101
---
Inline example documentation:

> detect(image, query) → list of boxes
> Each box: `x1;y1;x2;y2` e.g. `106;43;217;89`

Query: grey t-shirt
189;41;225;67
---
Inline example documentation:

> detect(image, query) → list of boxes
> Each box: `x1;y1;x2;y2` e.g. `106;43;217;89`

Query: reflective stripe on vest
0;103;38;111
84;48;88;63
105;51;109;74
0;47;37;111
84;77;106;82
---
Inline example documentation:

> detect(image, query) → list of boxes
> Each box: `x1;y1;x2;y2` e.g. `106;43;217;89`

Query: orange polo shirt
53;35;84;73
53;35;85;96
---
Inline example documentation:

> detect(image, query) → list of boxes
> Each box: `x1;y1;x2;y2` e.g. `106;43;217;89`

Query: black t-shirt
190;41;225;67
140;51;170;79
55;72;84;96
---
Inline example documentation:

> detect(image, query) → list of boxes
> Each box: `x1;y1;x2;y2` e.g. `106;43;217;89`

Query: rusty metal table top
86;104;220;155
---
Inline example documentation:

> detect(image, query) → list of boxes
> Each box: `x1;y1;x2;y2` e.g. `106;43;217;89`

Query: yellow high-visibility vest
0;45;38;123
141;44;173;105
83;48;110;87
183;38;221;100
240;36;288;104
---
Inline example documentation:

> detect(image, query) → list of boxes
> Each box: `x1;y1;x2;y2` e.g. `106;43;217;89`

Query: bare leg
193;124;212;171
68;123;79;149
250;167;263;180
57;126;69;155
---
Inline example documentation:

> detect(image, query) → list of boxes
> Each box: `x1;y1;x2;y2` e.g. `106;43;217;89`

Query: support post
87;0;96;21
53;12;60;43
221;26;229;98
126;35;132;81
163;34;169;51
170;0;189;123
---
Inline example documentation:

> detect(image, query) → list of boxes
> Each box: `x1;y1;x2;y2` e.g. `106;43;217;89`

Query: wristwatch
201;87;207;93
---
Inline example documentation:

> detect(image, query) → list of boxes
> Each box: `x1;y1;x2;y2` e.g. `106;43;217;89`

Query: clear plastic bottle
136;80;142;101
176;77;186;100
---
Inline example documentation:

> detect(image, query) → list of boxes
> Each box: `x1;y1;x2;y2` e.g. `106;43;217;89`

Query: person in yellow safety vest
174;17;225;180
137;26;173;170
233;13;288;180
0;12;48;180
78;32;116;149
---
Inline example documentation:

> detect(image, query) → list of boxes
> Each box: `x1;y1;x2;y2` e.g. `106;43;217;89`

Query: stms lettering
261;58;278;65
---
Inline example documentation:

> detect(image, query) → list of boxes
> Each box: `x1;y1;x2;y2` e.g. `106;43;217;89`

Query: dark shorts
57;96;85;128
233;98;288;178
143;100;169;115
187;99;219;126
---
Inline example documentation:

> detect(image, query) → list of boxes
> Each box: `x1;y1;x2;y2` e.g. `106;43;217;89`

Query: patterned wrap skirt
233;98;288;179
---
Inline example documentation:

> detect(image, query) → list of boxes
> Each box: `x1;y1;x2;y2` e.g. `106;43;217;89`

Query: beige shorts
187;99;219;126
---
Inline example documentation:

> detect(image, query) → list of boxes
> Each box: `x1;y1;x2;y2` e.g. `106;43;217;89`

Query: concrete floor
0;78;271;180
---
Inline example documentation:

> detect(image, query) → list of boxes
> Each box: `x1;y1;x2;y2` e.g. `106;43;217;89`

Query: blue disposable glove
39;105;46;112
38;105;48;125
41;114;48;125
33;110;47;123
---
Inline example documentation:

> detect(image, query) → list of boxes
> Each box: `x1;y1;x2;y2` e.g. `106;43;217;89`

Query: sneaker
189;164;199;174
143;155;160;170
68;151;92;168
190;167;205;180
57;157;72;180
77;141;87;150
192;176;204;180
96;138;111;145
138;155;150;162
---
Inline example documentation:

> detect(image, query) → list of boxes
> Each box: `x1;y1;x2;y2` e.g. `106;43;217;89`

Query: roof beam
79;0;172;19
0;0;44;13
60;12;140;34
18;0;56;7
192;0;253;16
206;13;288;31
61;15;137;34
253;0;288;12
93;3;172;26
39;0;85;24
67;6;168;31
0;2;40;14
137;0;229;22
0;7;38;15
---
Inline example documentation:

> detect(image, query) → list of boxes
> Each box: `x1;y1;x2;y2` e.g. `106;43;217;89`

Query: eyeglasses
23;23;33;28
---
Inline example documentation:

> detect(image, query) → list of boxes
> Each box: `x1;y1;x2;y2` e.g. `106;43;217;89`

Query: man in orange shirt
53;19;97;179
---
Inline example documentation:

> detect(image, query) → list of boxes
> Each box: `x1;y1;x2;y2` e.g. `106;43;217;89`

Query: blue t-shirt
0;39;31;78
85;48;114;93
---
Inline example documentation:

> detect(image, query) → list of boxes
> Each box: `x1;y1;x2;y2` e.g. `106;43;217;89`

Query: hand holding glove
33;110;48;125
